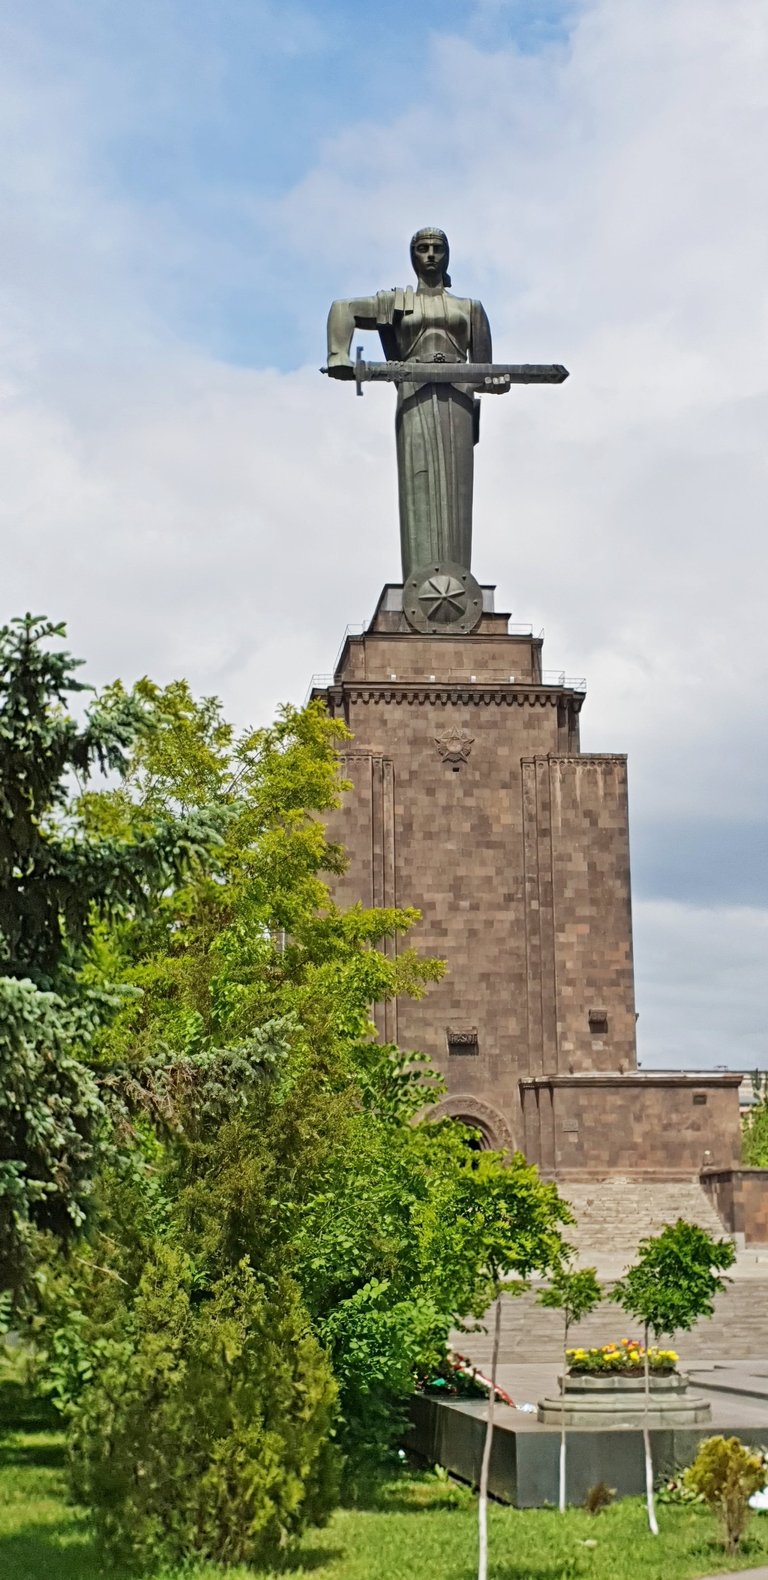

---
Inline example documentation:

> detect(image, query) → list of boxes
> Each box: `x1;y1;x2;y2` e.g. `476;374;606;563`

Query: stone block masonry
313;584;742;1174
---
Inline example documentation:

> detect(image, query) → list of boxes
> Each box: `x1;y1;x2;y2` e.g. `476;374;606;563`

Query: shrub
685;1435;766;1552
584;1481;614;1514
66;1246;339;1569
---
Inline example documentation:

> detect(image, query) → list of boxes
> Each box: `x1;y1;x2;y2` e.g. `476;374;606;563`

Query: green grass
3;1422;768;1580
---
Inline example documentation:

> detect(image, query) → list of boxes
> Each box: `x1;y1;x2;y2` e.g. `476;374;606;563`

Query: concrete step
558;1177;729;1257
453;1280;768;1367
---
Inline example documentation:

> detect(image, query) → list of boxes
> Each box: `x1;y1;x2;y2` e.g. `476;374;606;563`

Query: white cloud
634;901;768;1071
1;0;767;1064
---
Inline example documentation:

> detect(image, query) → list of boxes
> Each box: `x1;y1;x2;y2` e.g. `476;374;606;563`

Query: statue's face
412;234;448;286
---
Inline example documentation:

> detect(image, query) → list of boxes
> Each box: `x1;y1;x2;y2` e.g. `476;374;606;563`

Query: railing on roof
542;671;587;692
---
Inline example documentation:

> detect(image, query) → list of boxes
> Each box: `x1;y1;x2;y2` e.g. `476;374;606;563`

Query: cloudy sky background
2;0;766;1068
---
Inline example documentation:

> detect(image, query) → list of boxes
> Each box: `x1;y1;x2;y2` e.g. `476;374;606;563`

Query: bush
685;1435;766;1552
66;1246;339;1569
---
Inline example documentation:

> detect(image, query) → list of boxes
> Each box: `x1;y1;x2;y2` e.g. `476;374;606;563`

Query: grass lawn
3;1417;768;1580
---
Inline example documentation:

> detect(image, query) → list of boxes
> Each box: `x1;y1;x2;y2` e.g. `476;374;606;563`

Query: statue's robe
327;285;492;579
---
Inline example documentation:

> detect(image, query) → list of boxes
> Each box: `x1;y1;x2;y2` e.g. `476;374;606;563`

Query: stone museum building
314;226;761;1239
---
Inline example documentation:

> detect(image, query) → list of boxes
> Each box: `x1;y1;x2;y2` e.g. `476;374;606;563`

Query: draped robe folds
326;285;492;580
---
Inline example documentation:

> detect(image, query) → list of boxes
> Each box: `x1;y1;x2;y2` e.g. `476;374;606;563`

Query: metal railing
542;671;587;692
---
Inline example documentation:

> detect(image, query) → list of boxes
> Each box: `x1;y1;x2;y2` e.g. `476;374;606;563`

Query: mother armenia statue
324;227;567;632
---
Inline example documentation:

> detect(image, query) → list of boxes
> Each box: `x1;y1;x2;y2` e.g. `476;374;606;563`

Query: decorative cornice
520;1072;742;1089
316;682;585;710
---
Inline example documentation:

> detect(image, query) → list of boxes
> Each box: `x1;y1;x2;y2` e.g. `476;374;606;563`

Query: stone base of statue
537;1373;712;1429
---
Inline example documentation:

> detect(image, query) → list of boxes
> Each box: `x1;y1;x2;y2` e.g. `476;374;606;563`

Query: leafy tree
0;618;214;1290
538;1264;603;1512
34;676;571;1565
466;1153;570;1580
613;1220;736;1536
742;1071;768;1166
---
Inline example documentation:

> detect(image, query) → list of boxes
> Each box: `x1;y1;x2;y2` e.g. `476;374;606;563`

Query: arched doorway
429;1094;515;1154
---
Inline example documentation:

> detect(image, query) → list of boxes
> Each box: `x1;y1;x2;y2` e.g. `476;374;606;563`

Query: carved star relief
434;724;474;770
418;573;467;624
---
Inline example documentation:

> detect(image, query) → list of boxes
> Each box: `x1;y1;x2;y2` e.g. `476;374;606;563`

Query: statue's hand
482;374;512;394
325;357;356;381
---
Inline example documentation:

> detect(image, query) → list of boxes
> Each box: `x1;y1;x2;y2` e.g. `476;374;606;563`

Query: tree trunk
643;1321;659;1536
559;1315;568;1513
478;1295;501;1580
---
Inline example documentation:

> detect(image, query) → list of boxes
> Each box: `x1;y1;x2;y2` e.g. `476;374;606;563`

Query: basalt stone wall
521;1074;742;1176
701;1167;768;1246
316;604;637;1155
521;754;637;1076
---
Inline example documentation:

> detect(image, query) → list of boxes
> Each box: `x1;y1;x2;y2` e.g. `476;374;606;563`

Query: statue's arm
470;300;493;363
326;295;382;378
471;299;511;395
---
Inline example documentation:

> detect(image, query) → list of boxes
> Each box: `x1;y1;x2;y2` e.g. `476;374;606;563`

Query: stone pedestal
312;584;637;1159
537;1372;712;1429
311;583;742;1174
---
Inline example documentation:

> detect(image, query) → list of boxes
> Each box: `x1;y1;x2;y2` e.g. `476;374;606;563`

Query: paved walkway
698;1569;768;1579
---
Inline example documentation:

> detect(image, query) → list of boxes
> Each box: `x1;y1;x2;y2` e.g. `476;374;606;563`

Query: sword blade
356;361;569;386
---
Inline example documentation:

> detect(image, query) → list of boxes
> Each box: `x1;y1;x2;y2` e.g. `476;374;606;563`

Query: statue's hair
410;227;451;287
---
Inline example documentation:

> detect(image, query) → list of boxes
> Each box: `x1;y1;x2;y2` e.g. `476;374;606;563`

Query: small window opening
588;1009;609;1035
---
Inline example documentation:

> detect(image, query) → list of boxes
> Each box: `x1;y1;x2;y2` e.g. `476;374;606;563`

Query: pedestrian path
697;1569;768;1579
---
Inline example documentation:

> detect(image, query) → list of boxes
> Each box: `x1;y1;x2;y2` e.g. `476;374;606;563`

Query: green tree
538;1264;603;1512
742;1071;768;1166
0;618;214;1290
614;1220;736;1536
36;676;571;1566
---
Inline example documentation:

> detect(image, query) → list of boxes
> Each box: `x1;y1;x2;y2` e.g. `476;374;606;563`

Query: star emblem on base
404;560;483;635
435;725;475;771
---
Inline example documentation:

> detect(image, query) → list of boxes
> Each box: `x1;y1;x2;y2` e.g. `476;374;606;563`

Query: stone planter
537;1370;712;1428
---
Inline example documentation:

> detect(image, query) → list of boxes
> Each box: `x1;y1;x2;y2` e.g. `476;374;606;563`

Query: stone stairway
557;1176;729;1259
454;1281;768;1368
451;1177;768;1368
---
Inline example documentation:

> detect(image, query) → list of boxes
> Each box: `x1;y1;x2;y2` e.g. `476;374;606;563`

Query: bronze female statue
326;227;511;581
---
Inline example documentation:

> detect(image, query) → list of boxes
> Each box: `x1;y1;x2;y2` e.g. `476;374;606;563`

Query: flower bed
566;1339;679;1377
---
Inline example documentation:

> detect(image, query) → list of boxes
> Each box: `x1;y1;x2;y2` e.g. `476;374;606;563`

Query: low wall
407;1394;768;1507
701;1167;768;1246
520;1072;742;1175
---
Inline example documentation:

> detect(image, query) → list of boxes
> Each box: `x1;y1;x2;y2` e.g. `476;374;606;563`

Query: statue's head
410;227;451;288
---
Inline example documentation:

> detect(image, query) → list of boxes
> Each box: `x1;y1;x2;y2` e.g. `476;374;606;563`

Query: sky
2;0;766;1069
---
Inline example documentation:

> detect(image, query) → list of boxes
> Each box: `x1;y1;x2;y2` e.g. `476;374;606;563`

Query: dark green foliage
28;674;570;1560
538;1264;602;1329
64;1246;338;1569
0;618;217;1291
0;617;215;989
0;979;105;1279
613;1219;736;1339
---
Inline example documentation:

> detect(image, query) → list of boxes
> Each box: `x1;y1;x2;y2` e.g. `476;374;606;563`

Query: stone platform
408;1361;768;1507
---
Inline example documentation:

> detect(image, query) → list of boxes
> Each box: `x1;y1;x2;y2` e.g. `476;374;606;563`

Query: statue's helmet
410;226;451;287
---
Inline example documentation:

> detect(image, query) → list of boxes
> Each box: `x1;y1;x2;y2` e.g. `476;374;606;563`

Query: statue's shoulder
378;286;415;318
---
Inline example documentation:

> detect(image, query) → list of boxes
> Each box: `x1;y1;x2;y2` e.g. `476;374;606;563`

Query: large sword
321;346;569;396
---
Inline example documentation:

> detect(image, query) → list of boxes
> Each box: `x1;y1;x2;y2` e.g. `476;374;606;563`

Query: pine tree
0;615;215;1290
